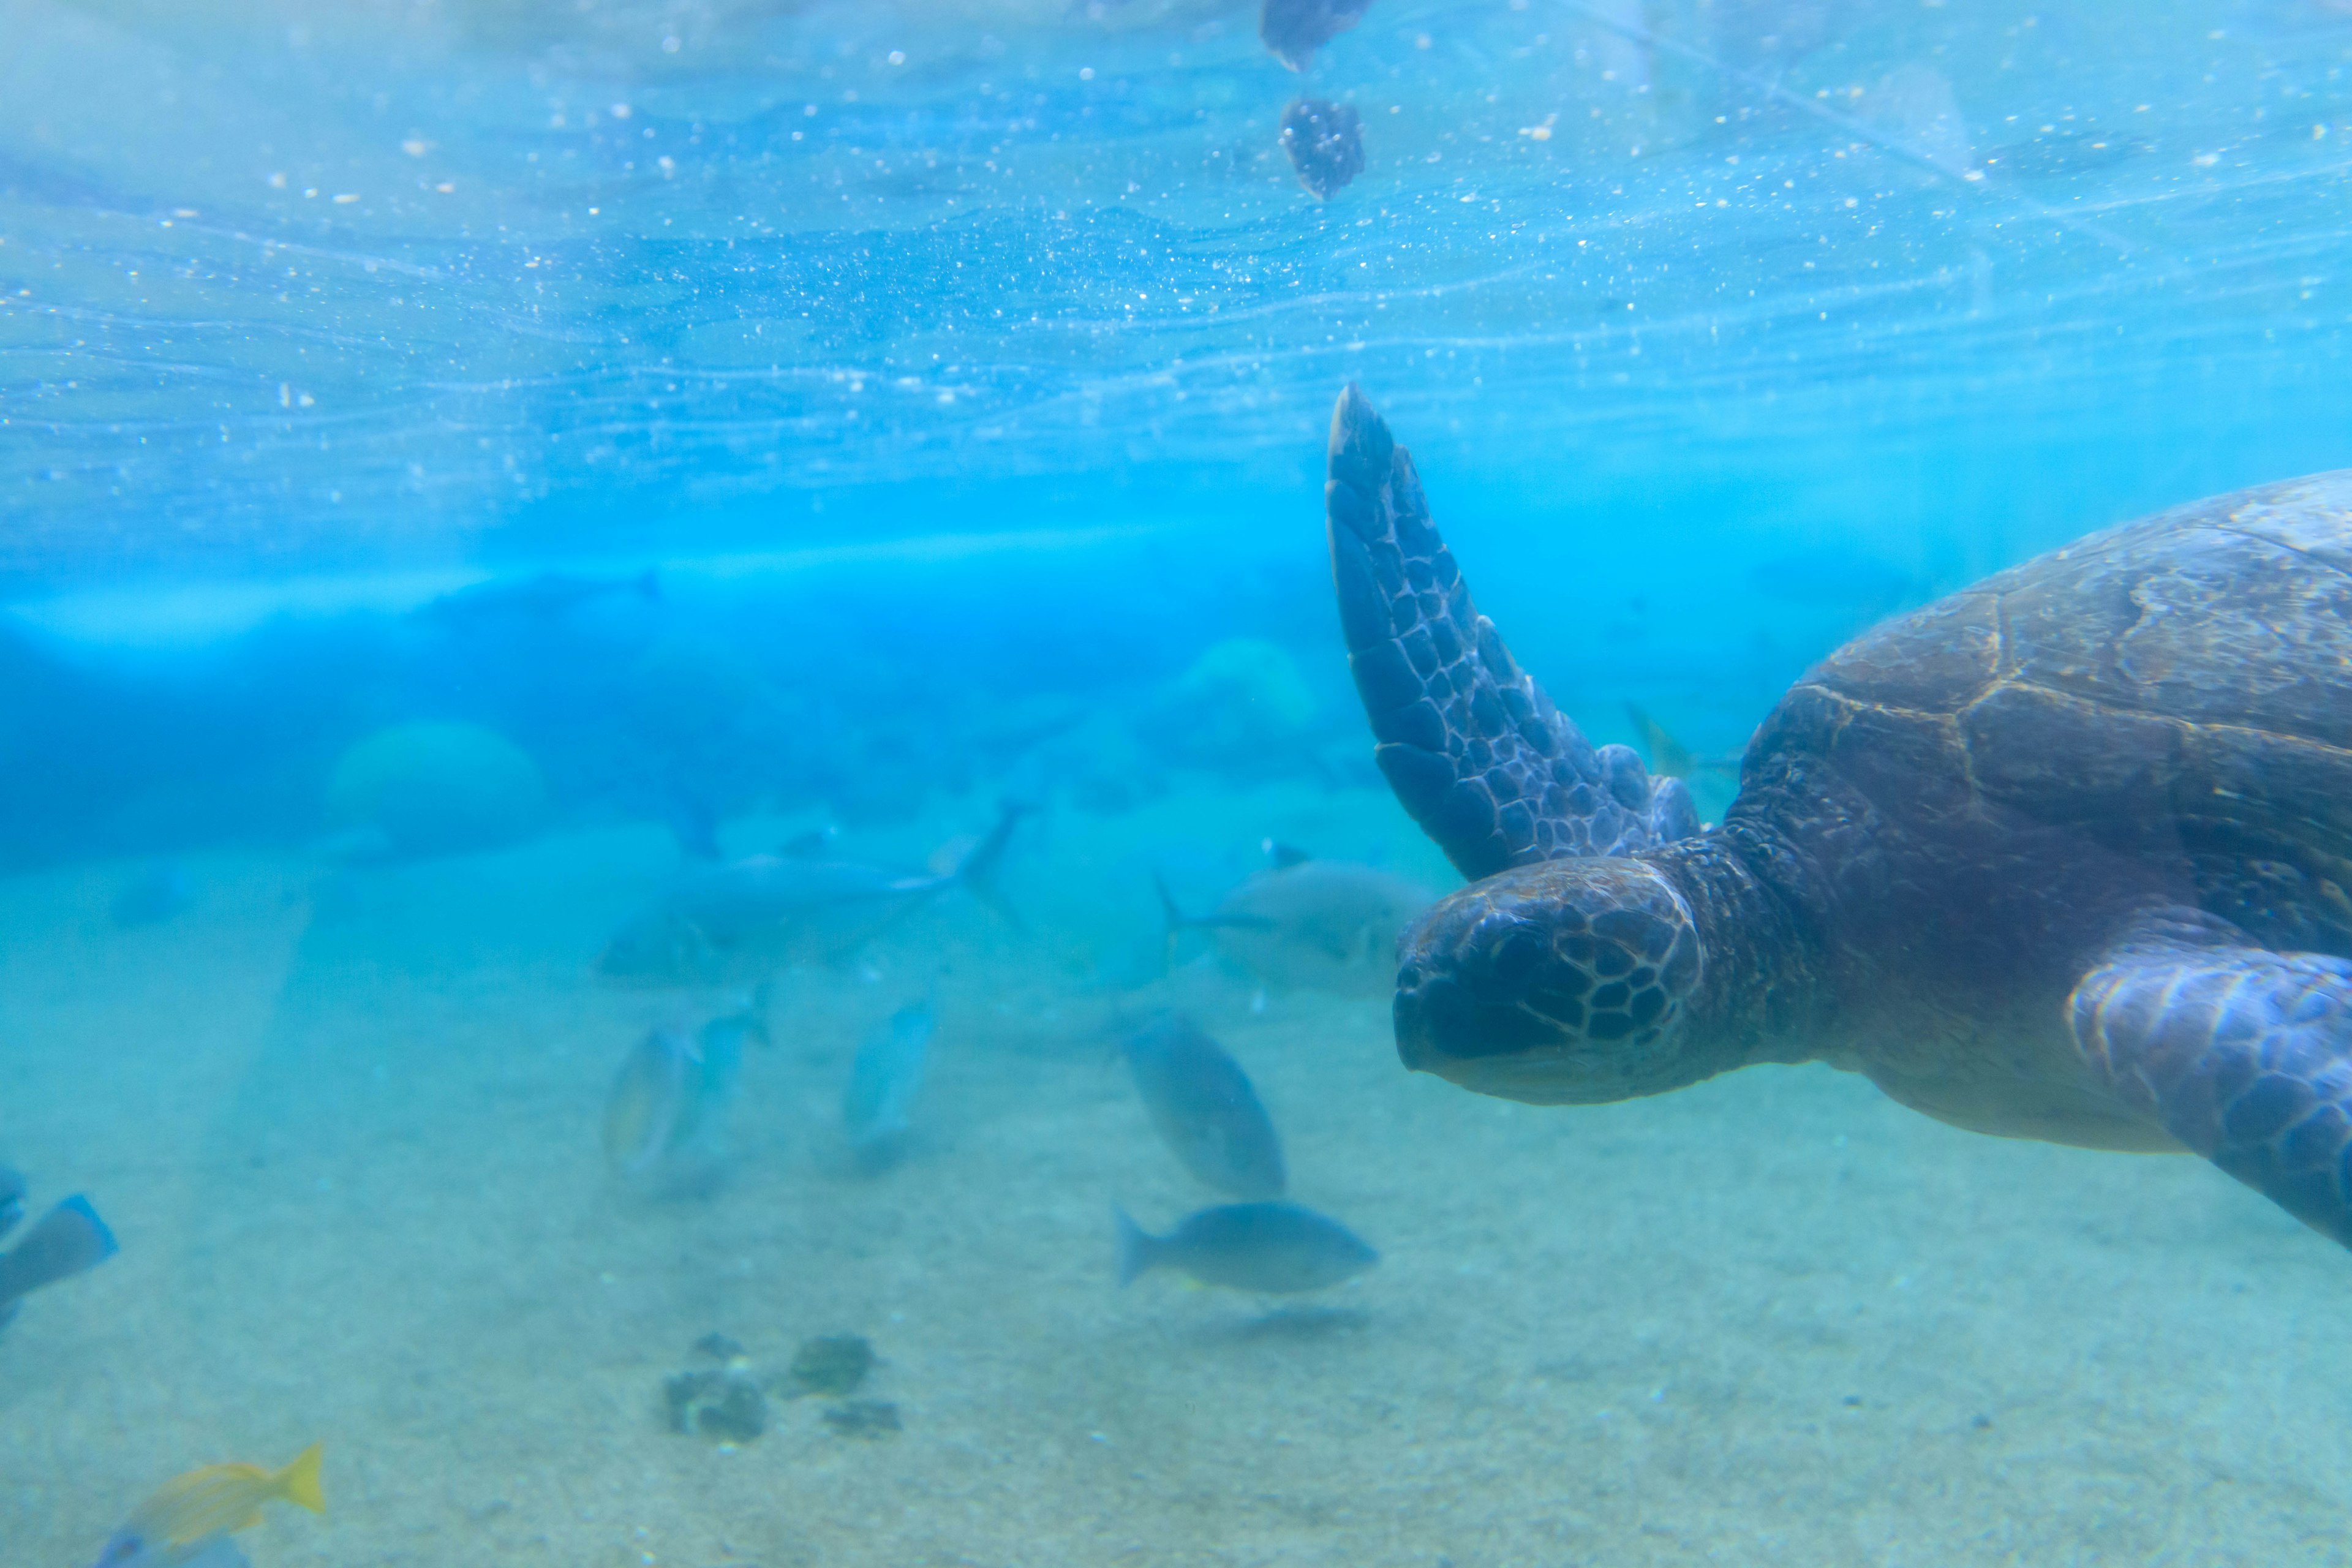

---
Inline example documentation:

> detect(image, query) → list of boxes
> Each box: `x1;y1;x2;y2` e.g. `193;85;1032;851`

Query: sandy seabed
4;782;2349;1568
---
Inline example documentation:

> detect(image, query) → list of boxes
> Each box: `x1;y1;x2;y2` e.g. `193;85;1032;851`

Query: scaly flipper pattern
1324;385;1695;881
2071;910;2352;1245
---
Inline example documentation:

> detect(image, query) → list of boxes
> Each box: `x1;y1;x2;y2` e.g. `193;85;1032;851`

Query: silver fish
1120;1014;1285;1199
1115;1202;1376;1294
1156;850;1434;997
597;804;1023;987
602;1008;761;1189
843;1001;936;1170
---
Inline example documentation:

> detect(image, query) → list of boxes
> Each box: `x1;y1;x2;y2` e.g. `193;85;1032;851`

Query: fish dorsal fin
1261;839;1313;870
778;828;834;859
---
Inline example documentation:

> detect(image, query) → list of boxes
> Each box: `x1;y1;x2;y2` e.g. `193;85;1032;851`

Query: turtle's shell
1738;471;2352;965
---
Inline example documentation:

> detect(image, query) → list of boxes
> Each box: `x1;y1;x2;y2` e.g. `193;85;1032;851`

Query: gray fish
1156;851;1433;997
1115;1202;1376;1294
843;1001;937;1169
597;804;1025;987
0;1193;118;1331
414;567;658;627
1261;0;1372;70
0;1166;23;1240
1120;1015;1286;1199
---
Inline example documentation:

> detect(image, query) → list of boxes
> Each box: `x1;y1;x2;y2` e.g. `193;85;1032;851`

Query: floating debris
822;1399;901;1439
663;1369;767;1442
784;1333;875;1398
1281;99;1365;199
1261;0;1373;70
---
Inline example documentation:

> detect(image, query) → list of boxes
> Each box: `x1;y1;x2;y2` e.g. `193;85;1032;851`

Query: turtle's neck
1642;826;1830;1071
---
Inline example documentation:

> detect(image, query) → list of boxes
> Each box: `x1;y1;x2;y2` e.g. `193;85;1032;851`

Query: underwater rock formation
325;721;548;858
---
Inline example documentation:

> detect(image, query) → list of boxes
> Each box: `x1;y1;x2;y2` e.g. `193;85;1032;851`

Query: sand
5;783;2351;1568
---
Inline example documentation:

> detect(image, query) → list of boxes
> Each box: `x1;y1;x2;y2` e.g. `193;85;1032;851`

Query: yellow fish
99;1443;324;1563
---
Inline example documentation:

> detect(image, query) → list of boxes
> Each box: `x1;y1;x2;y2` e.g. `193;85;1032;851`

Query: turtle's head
1394;857;1721;1104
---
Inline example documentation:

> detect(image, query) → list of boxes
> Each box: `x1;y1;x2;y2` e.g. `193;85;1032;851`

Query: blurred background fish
1115;1202;1378;1294
1156;843;1434;997
109;860;196;928
92;1442;323;1568
595;804;1026;987
842;1000;937;1172
0;1184;117;1335
1119;1014;1286;1199
603;1003;761;1194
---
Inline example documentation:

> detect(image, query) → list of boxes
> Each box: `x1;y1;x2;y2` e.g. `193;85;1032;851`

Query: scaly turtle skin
1324;385;2352;1248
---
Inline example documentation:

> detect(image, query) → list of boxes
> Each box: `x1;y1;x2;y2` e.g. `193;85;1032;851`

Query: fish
93;1536;249;1568
91;1444;323;1568
412;567;658;627
842;1001;937;1170
1120;1014;1286;1199
1261;0;1373;70
1280;97;1365;200
595;803;1027;987
1155;848;1434;997
603;1005;762;1188
1115;1202;1377;1294
0;1192;118;1333
111;861;196;927
0;1166;23;1238
1623;704;1738;781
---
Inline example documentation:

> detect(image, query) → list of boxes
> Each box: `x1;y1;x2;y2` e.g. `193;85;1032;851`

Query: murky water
6;2;2352;1564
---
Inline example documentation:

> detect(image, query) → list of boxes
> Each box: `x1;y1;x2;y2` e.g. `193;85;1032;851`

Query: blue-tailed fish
0;1191;117;1332
1120;1014;1285;1199
603;1005;763;1189
1115;1202;1376;1294
92;1442;323;1567
596;803;1027;987
1155;846;1432;997
842;1001;935;1170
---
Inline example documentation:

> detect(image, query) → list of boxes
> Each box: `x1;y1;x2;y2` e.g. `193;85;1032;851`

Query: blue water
6;1;2352;1564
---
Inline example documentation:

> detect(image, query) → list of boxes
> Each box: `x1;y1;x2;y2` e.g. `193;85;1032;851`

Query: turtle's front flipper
1324;386;1696;881
2071;913;2352;1246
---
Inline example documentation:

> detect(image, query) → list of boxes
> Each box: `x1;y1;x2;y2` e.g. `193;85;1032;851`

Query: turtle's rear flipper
1324;386;1695;882
2071;915;2352;1246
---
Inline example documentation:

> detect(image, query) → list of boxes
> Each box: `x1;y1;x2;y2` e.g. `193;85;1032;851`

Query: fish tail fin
1150;870;1207;976
1114;1207;1158;1288
275;1442;326;1515
0;1194;117;1307
953;799;1031;928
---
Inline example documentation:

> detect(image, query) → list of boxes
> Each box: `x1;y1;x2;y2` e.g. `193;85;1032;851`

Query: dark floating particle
692;1331;745;1362
1281;99;1365;200
785;1333;876;1398
663;1370;768;1442
1261;0;1373;71
823;1398;902;1439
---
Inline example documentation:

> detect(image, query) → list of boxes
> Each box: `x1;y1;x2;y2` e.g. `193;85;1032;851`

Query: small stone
786;1333;876;1397
823;1398;901;1439
664;1369;767;1442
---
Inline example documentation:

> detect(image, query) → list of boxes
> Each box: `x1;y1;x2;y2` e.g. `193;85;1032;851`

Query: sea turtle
1322;384;2352;1248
